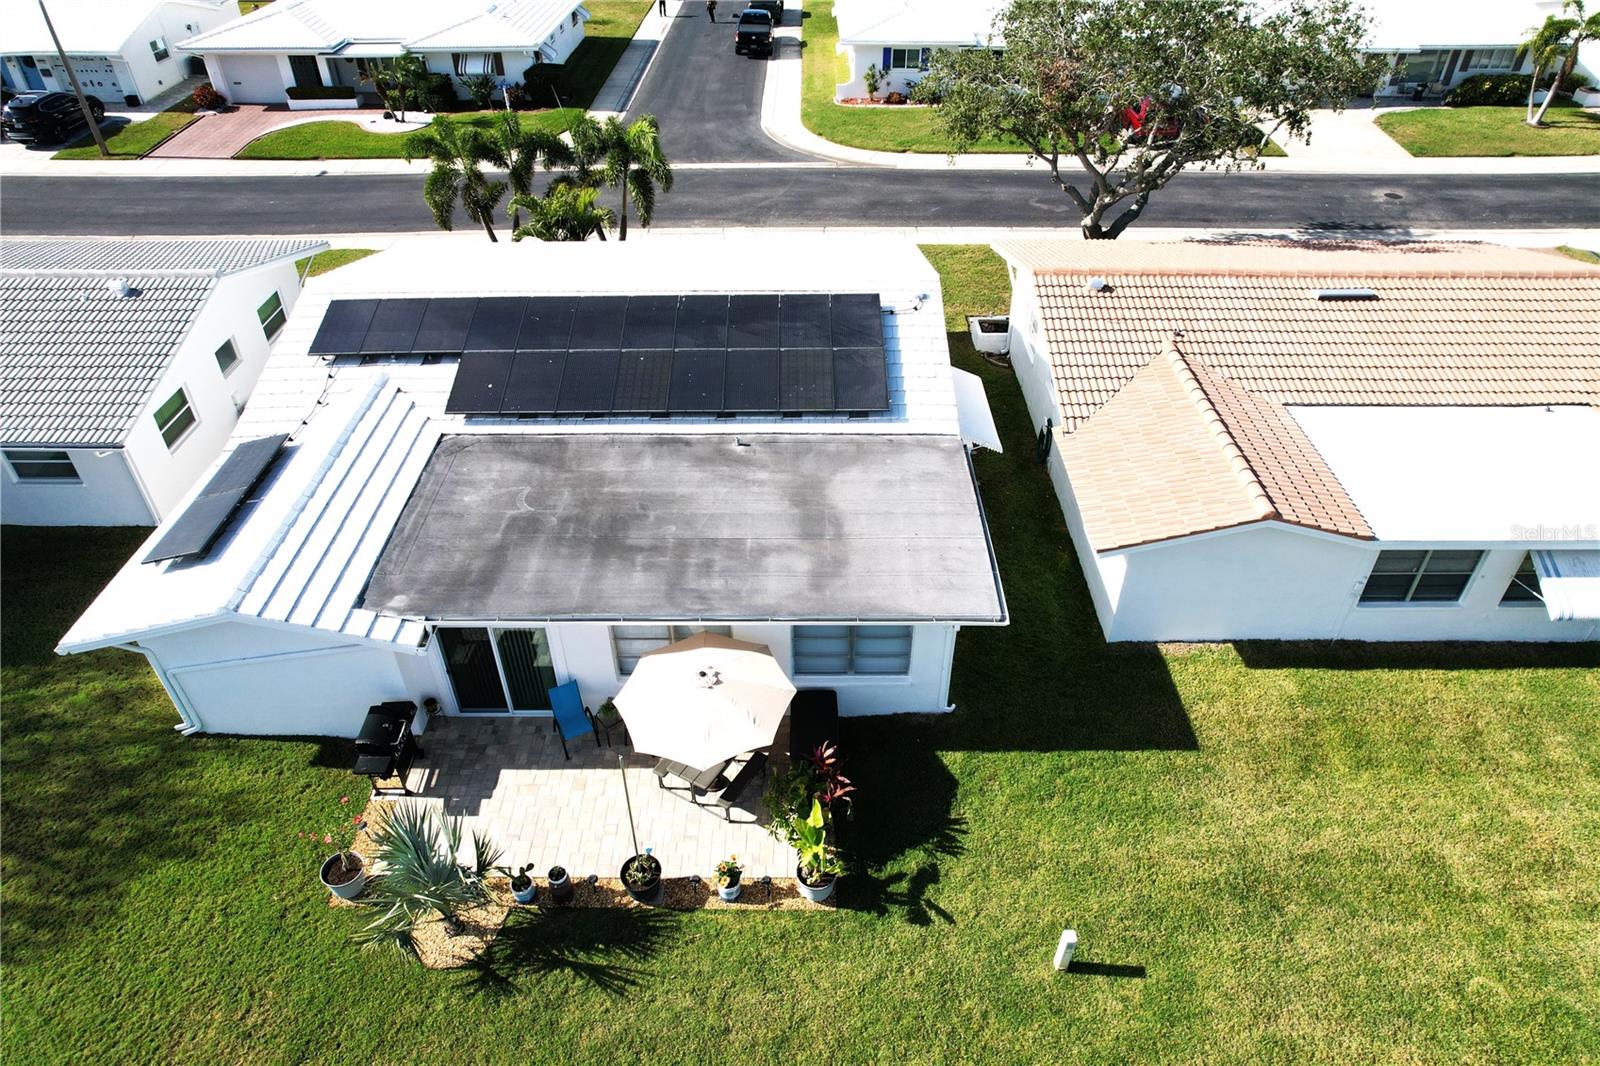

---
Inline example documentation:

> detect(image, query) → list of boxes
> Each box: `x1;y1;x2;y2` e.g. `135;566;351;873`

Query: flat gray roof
362;434;1005;623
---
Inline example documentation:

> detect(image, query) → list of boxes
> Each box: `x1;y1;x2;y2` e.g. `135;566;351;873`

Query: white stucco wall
0;447;156;526
836;43;931;100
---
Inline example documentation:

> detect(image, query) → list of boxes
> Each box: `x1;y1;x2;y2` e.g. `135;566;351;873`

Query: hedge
1445;71;1585;107
285;85;357;101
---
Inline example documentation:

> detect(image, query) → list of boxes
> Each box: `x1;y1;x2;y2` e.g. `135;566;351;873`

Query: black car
1;90;105;145
734;9;774;57
746;0;783;23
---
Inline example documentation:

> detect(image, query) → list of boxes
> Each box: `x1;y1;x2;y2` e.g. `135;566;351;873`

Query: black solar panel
557;349;621;412
779;294;830;349
361;298;429;354
412;298;477;354
780;349;835;411
309;299;380;355
724;349;780;411
833;347;889;411
613;350;674;412
502;351;566;414
669;349;725;411
675;295;729;349
517;297;577;351
567;295;627;349
728;295;779;348
622;295;679;349
465;297;527;351
444;351;516;414
144;434;289;563
830;293;883;348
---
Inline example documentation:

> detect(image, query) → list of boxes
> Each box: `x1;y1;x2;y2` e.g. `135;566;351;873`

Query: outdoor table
654;756;734;794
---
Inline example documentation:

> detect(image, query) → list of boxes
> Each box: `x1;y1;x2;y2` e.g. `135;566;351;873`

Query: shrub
1444;71;1584;107
419;72;458;113
192;82;225;110
504;83;530;110
884;91;908;105
521;62;561;108
460;73;495;109
285;85;356;101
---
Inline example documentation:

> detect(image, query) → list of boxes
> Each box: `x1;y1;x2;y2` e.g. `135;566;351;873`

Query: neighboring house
0;238;327;527
0;0;238;107
995;240;1600;643
832;0;1005;100
56;238;1009;736
177;0;590;106
1363;0;1598;97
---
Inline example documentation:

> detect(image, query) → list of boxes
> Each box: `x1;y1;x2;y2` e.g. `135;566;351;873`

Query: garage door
66;59;122;104
170;645;406;736
219;54;285;103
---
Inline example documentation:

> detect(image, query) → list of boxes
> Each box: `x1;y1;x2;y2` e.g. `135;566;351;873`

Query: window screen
1359;550;1482;604
612;624;732;675
215;338;240;375
5;449;79;480
793;625;912;675
150;38;169;62
1500;553;1543;604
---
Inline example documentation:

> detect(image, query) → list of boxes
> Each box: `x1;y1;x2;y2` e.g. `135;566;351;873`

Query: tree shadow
1067;960;1146;978
1187;224;1436;248
458;905;675;998
1234;640;1600;671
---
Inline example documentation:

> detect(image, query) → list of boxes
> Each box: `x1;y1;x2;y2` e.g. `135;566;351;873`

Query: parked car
734;8;774;57
746;0;783;23
1;90;105;145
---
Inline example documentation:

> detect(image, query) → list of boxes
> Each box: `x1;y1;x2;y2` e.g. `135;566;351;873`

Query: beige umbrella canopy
614;632;796;769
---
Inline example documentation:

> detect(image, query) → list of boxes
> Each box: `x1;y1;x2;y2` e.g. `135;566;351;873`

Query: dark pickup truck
734;8;774;57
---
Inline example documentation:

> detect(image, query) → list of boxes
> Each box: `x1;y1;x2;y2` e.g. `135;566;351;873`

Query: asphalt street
5;170;1598;235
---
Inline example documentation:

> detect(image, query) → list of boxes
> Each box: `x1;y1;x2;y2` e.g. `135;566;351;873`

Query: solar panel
411;298;477;354
675;295;729;349
444;351;516;414
669;349;725;411
724;349;780;411
833;347;889;411
830;293;883;348
568;295;627;349
557;349;621;412
622;295;679;349
780;348;835;411
361;298;429;354
502;351;566;414
728;295;779;348
309;299;380;355
517;297;577;351
612;350;674;413
779;294;830;349
465;297;527;351
144;433;289;563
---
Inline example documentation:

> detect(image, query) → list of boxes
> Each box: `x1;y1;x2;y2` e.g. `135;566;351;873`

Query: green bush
1444;71;1583;107
419;72;458;113
285;85;356;101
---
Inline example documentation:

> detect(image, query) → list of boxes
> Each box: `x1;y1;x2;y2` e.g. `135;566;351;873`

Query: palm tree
375;52;429;122
570;114;674;241
403;117;508;242
495;106;574;232
351;805;502;958
508;181;616;242
1520;4;1599;126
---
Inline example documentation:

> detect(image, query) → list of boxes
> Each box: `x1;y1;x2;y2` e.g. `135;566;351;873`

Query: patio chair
706;752;769;821
547;680;598;761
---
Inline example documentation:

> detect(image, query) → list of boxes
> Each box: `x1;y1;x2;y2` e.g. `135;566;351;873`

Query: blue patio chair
547;680;597;761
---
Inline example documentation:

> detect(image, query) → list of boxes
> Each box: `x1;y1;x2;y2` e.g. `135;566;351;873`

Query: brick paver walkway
400;716;797;880
147;104;390;159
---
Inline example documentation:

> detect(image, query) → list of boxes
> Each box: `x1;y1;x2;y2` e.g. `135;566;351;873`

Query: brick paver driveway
147;104;389;159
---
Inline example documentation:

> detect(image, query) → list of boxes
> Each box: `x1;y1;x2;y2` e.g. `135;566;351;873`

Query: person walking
658;0;667;15
706;0;717;20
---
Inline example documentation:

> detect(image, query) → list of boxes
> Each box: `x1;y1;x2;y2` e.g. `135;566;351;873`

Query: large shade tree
918;0;1379;238
403;118;508;242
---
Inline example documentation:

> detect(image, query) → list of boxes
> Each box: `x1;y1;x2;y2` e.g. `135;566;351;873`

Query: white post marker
1053;929;1078;971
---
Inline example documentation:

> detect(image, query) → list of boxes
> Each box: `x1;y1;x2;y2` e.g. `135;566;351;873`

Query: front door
437;626;557;714
288;54;323;89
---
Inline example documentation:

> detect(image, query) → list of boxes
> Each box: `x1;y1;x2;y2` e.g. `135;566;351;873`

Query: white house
56;237;1008;737
0;0;238;107
1363;0;1598;97
0;237;327;527
832;0;1005;100
995;239;1600;644
177;0;590;107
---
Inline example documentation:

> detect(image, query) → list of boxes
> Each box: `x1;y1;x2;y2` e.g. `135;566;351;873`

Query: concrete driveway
625;3;813;163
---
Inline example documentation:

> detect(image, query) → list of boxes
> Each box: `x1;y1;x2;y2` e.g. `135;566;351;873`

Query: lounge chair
546;680;598;760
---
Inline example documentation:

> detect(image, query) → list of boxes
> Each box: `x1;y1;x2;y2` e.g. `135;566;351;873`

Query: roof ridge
1162;345;1275;522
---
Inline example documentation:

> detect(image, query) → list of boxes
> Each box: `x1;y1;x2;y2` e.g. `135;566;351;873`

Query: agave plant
351;803;503;958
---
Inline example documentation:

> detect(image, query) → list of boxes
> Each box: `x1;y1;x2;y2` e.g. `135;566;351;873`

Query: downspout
115;641;204;734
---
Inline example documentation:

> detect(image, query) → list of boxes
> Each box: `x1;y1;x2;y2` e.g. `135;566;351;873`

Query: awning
1532;549;1600;621
952;368;1002;452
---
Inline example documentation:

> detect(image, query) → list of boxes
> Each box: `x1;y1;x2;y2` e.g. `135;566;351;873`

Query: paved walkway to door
146;104;394;159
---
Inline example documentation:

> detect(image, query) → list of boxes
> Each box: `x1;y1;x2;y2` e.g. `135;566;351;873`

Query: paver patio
147;104;391;159
397;715;797;880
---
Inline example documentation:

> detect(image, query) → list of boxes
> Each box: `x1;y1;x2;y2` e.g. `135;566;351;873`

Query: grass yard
235;109;581;160
1375;102;1600;156
297;248;378;276
4;246;1599;1063
51;112;196;160
553;0;655;110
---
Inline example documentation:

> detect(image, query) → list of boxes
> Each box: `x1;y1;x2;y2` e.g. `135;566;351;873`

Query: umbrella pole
619;753;641;857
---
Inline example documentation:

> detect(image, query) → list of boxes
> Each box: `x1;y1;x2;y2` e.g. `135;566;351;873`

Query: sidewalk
588;0;678;116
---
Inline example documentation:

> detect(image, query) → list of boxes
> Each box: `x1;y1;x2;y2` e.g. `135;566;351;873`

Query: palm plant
403;117;509;242
375;52;429;122
569;114;674;241
496;106;574;231
1521;3;1599;126
351;804;503;959
509;181;616;242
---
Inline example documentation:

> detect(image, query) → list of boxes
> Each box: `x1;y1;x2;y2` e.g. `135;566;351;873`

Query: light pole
38;0;109;157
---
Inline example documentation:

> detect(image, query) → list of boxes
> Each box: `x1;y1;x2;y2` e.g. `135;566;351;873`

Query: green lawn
51;112;196;160
1557;244;1600;264
297;248;378;276
235;109;581;160
4;247;1599;1062
553;0;655;109
1375;102;1600;156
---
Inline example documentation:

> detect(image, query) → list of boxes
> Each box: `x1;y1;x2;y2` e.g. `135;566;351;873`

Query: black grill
353;701;421;795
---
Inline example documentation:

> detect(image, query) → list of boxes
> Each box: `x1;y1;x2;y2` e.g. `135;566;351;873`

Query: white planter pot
320;853;366;900
286;96;359;111
1574;87;1600;108
512;880;538;904
967;315;1011;355
795;866;836;903
717;878;742;902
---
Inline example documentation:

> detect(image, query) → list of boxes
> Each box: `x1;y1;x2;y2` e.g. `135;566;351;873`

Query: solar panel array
311;294;890;416
144;434;290;564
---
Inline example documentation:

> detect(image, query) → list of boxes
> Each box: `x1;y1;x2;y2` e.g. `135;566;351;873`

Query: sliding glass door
437;626;557;714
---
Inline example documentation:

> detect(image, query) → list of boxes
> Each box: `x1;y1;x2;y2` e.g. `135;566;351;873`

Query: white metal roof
0;0;231;55
1360;0;1566;51
1288;405;1600;544
1533;550;1600;621
177;0;585;54
834;0;1007;47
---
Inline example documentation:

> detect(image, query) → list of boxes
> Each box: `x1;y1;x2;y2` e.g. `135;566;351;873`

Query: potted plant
547;864;573;903
714;856;742;901
794;798;842;903
621;850;662;904
305;795;367;901
507;863;537;904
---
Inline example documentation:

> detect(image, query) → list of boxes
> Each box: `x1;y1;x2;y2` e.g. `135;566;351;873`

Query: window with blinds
612;625;732;675
792;625;912;675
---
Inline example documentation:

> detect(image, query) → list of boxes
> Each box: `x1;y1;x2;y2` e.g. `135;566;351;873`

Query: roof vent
106;277;135;299
1086;276;1111;293
1313;287;1378;301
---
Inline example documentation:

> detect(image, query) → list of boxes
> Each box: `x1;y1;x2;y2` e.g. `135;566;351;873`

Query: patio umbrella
614;632;796;769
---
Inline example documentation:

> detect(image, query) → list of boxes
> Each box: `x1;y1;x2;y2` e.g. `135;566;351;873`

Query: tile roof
0;239;324;447
999;240;1600;550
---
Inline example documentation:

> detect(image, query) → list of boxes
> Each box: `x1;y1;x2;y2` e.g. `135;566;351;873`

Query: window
1465;47;1517;71
257;291;286;340
153;387;197;449
793;625;912;675
214;338;240;375
451;52;505;76
1358;550;1482;604
571;10;580;25
1500;553;1543;605
149;37;169;62
5;449;79;481
888;47;929;71
612;625;732;675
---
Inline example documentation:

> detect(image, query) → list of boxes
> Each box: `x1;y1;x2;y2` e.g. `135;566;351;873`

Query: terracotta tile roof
999;240;1600;550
